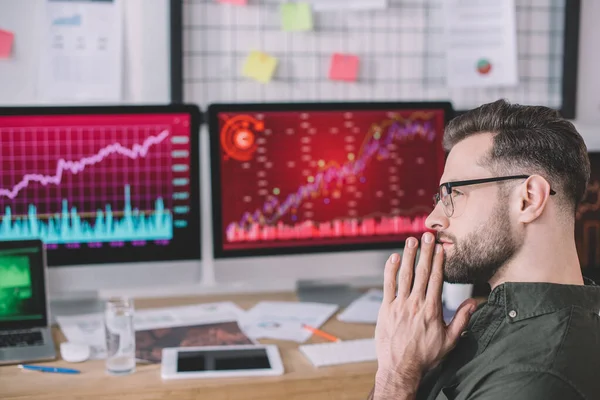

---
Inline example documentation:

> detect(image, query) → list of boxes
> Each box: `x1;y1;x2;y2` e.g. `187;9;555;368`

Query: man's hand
373;232;478;398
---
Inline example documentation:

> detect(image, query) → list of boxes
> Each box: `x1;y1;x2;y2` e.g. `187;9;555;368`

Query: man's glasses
432;175;556;217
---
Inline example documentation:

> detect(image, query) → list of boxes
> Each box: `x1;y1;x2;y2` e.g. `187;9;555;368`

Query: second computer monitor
0;104;202;267
208;102;454;258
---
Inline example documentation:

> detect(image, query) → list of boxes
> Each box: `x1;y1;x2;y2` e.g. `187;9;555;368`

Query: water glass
104;297;136;376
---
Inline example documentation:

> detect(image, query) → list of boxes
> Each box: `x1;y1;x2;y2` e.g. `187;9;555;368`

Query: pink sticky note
0;29;14;59
329;53;360;82
217;0;247;5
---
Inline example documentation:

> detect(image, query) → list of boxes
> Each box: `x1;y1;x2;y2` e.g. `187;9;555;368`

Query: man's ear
517;175;552;223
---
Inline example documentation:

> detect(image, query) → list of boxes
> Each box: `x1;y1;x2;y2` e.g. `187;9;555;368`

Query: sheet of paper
55;313;107;359
239;301;338;343
443;0;518;88
329;53;360;82
38;0;123;101
0;29;14;59
336;289;382;324
281;2;313;32
242;50;278;83
56;302;247;360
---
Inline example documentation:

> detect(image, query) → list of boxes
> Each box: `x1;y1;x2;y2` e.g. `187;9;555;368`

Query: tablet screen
176;348;272;372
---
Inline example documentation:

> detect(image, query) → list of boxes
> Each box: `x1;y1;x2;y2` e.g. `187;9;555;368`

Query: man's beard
440;200;522;284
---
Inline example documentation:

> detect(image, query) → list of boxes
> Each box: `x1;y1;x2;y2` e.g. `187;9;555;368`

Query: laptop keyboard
0;330;44;348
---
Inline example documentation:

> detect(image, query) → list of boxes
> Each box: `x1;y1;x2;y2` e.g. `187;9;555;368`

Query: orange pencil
302;324;341;342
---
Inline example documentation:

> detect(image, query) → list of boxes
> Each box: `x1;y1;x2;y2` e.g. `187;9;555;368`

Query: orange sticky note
0;29;14;59
329;53;360;82
242;51;278;83
217;0;247;5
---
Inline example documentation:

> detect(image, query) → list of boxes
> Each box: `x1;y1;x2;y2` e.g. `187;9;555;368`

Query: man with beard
368;99;600;399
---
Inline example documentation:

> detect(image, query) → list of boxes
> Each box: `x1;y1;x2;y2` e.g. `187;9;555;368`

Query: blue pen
18;364;81;374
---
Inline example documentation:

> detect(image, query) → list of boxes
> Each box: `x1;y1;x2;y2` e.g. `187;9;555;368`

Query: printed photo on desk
135;321;253;363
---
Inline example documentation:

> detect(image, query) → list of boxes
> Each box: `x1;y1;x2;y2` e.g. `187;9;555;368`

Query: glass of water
104;297;136;376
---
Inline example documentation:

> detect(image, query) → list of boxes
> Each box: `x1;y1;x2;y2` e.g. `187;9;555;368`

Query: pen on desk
302;324;341;342
18;364;81;374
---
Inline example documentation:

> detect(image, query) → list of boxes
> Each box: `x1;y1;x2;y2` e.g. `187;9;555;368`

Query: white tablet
161;344;285;380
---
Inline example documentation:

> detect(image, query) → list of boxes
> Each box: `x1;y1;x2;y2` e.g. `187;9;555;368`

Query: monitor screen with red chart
208;102;454;258
0;105;201;267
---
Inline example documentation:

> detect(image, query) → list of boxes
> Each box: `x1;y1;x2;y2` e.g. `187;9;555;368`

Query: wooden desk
0;291;377;400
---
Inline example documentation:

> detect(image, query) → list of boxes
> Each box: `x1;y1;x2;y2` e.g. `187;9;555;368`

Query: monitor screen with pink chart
0;105;201;269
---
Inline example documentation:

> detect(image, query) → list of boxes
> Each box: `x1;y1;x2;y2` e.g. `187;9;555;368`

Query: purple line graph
232;119;435;229
0;129;170;200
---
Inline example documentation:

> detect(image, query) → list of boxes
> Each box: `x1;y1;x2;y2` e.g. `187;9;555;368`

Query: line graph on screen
0;125;176;246
218;110;445;249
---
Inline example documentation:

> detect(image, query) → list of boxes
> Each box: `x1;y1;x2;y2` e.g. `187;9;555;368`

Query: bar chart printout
216;108;446;254
0;113;198;266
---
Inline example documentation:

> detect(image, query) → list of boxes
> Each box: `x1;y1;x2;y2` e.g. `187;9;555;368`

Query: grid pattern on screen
0;125;172;218
182;0;568;111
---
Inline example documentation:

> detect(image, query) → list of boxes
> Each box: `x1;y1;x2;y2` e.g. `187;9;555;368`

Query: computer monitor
577;152;600;280
0;105;201;270
208;102;454;259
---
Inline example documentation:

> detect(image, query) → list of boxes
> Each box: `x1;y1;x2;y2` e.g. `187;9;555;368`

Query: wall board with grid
176;0;579;116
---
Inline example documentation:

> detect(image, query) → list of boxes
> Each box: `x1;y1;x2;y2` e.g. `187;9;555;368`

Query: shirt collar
486;277;600;322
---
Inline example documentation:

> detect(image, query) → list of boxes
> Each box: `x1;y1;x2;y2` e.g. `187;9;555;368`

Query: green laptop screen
0;247;43;322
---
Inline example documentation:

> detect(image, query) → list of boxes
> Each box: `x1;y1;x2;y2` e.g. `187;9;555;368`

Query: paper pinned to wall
0;29;14;59
242;50;279;83
443;0;518;88
328;53;360;82
280;2;313;32
38;0;123;101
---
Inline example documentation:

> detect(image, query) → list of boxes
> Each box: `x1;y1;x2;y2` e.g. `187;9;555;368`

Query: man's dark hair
444;99;590;214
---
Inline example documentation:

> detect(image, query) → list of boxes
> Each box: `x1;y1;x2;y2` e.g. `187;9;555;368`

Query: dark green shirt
417;279;600;400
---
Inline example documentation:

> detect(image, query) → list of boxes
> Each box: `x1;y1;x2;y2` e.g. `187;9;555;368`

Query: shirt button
509;310;517;318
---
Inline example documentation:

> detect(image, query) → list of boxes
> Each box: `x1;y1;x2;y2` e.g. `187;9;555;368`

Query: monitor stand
49;291;105;325
295;274;383;308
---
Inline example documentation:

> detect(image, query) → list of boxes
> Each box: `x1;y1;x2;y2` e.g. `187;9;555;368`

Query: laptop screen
0;240;47;329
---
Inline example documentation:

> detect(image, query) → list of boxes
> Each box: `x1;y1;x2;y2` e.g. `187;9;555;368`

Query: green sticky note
281;2;313;32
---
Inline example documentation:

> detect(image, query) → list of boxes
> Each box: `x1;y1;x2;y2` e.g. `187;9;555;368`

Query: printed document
56;302;246;359
443;0;518;88
38;0;123;101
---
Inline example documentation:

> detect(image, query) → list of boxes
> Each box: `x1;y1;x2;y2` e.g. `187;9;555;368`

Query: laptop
0;240;56;365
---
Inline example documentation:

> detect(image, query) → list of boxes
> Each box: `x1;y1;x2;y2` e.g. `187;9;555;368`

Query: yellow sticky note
281;2;313;32
242;51;278;83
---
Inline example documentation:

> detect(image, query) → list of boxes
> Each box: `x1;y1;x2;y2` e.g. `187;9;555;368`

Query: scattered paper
443;0;518;88
56;302;246;360
56;313;107;359
38;0;123;101
281;2;313;32
329;53;360;82
0;29;14;59
337;289;382;324
136;321;253;363
242;50;278;83
239;301;338;343
217;0;247;5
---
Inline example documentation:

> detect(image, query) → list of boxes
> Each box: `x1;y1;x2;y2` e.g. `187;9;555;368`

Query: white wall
1;0;599;298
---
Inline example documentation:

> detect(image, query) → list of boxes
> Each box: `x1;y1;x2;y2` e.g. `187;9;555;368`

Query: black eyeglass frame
433;175;556;217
